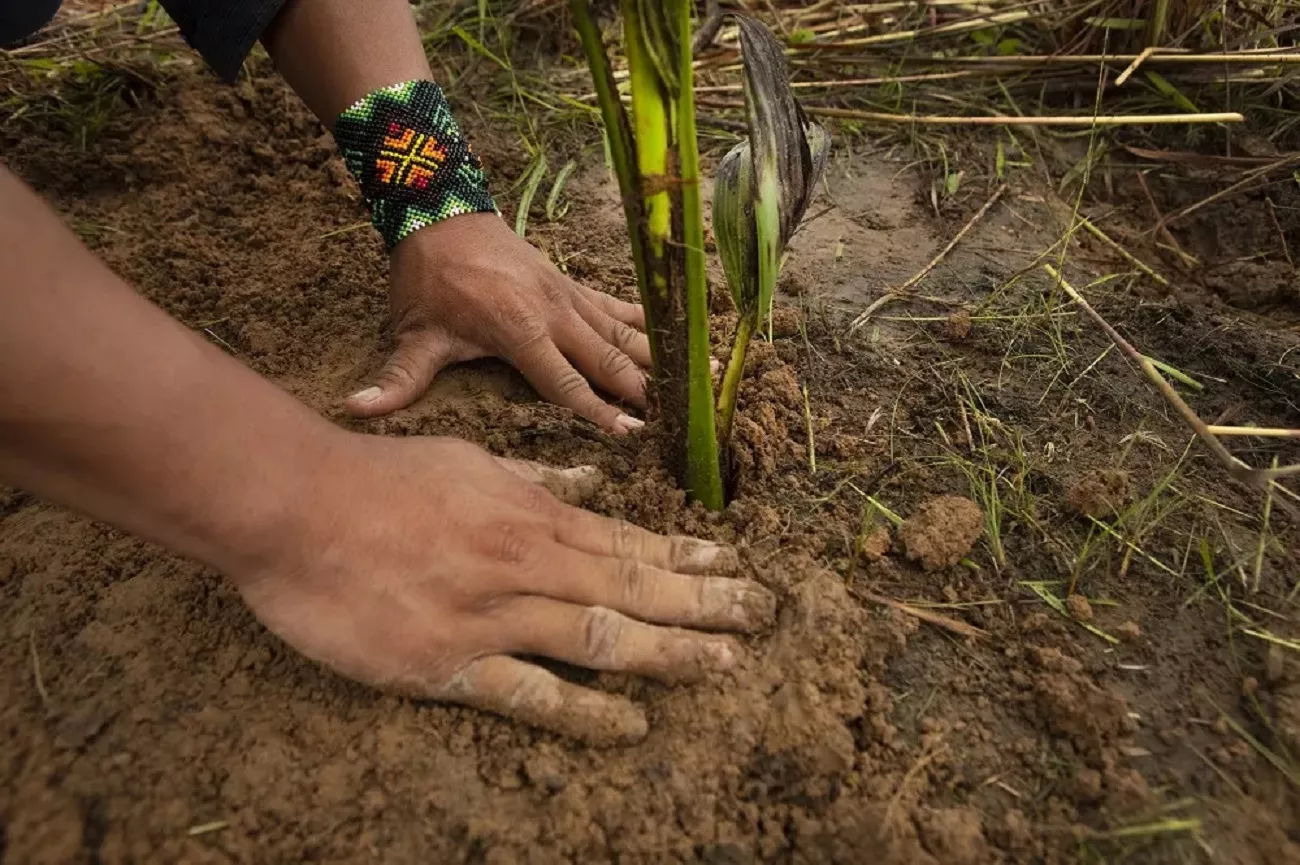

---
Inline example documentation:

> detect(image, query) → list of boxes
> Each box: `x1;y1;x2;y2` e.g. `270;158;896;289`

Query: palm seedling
569;2;827;508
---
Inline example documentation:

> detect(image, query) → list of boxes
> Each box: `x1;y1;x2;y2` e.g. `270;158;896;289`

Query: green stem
673;0;723;510
568;0;659;368
716;313;753;449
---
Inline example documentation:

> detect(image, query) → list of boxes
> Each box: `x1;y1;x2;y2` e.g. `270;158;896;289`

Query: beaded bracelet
333;80;498;250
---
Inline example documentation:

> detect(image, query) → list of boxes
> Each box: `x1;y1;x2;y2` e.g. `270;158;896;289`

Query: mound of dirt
898;495;984;571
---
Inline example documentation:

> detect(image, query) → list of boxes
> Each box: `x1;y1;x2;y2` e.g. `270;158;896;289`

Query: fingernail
679;541;738;574
702;640;736;669
350;386;382;405
614;414;646;435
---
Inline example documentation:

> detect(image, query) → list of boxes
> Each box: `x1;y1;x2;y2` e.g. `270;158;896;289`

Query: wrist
189;414;352;585
333;80;497;252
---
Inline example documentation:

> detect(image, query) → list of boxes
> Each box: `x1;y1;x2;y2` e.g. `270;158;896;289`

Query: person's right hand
229;433;775;744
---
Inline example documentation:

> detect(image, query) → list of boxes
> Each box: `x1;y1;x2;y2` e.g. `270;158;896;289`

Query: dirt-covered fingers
438;655;648;745
512;337;643;434
555;316;648;409
503;598;740;683
528;543;774;632
493;457;603;505
554;506;742;576
571;293;652;369
576;284;646;331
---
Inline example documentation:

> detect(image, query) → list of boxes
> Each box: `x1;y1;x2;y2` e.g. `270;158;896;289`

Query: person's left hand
345;213;653;434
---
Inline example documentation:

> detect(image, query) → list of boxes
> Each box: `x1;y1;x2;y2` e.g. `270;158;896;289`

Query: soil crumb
944;308;973;341
857;525;892;562
1066;469;1131;517
1116;620;1143;642
918;807;989;864
898;495;984;571
1065;594;1093;622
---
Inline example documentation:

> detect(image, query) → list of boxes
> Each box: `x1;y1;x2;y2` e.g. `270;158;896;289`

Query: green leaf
755;160;781;337
713;141;757;315
514;152;548;238
1144;71;1200;113
995;140;1006;179
633;0;681;95
944;170;963;197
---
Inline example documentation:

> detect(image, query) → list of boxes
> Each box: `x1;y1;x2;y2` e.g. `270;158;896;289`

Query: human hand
231;433;775;744
346;213;652;434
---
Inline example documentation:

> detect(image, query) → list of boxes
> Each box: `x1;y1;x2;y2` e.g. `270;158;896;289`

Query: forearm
262;0;433;125
0;166;336;575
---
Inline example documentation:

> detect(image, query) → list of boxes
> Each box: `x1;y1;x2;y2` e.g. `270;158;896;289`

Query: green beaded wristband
333;80;498;250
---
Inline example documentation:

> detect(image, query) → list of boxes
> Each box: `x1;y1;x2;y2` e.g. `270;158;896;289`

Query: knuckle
554;369;590;399
617;559;657;610
580;607;626;667
610;321;638;353
599;345;634;378
668;535;694;569
540;278;571;306
611;520;638;558
378;358;420;389
690;575;711;617
477;522;537;567
504;667;561;714
516;481;556;517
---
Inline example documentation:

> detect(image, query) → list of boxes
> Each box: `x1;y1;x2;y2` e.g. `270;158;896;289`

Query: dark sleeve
0;0;62;48
159;0;289;83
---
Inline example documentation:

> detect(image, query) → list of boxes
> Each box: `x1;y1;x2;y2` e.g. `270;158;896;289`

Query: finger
554;507;740;576
505;598;740;684
346;336;454;418
494;457;603;505
579;284;646;331
513;338;644;435
523;543;772;631
572;295;653;369
439;655;647;746
555;318;647;409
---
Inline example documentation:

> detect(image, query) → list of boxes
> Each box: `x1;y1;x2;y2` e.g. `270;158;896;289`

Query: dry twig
857;591;989;640
1043;265;1300;488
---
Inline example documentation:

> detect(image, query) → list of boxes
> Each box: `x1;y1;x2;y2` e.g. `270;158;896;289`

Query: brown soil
897;495;985;572
4;52;1300;864
1066;469;1132;518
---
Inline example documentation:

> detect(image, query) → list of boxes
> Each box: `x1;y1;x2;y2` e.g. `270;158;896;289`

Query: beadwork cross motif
375;121;448;189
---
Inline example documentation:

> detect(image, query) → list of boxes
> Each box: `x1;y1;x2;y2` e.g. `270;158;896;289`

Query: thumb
346;336;454;418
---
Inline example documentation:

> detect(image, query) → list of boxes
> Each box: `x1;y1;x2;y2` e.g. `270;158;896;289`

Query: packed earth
3;16;1300;864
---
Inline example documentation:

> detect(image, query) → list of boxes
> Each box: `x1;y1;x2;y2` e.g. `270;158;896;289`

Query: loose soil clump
898;495;984;572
